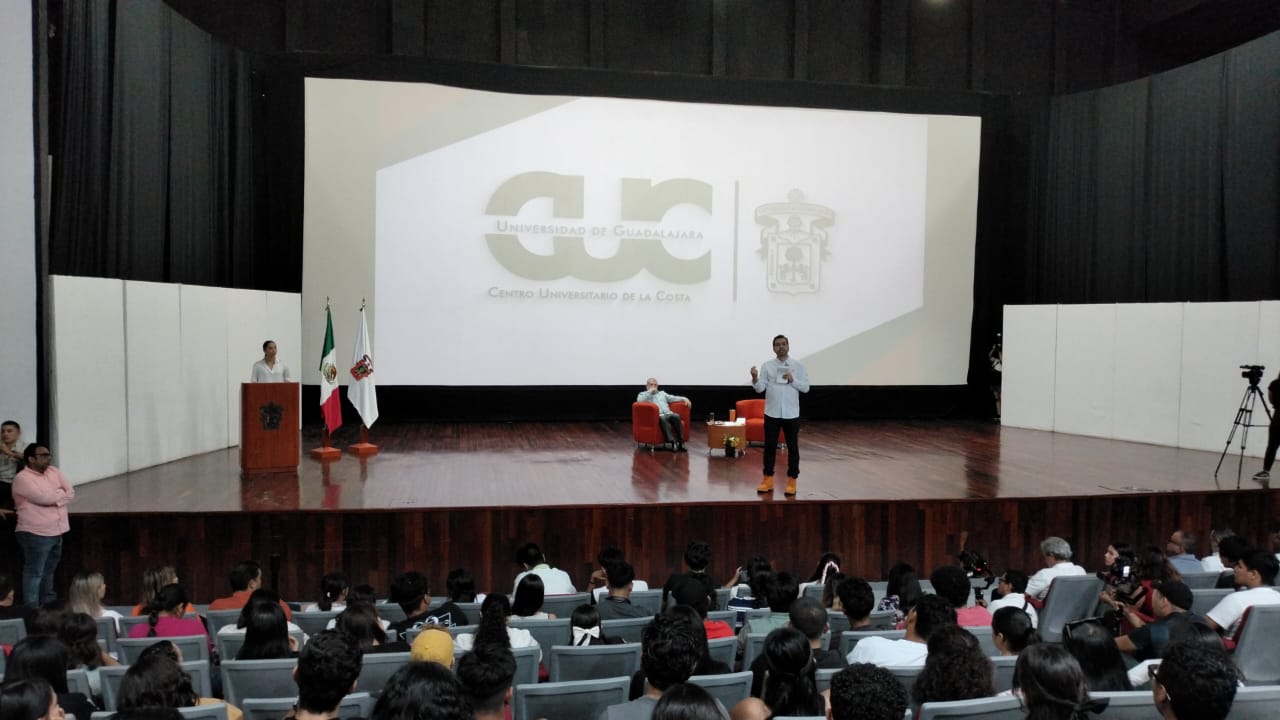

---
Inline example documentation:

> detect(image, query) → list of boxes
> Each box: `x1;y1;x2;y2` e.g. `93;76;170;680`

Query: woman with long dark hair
0;680;64;720
235;599;296;660
1013;644;1106;720
453;593;540;661
127;584;211;657
876;562;923;627
336;602;409;653
59;612;119;697
911;625;995;708
303;572;348;613
992;606;1039;655
756;627;823;717
510;575;554;619
3;636;95;720
1062;621;1131;692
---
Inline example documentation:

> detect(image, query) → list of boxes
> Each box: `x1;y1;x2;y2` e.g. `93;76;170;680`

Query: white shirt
1024;561;1086;600
591;580;649;602
987;592;1039;628
251;359;294;383
1202;555;1226;572
847;636;928;667
514;564;577;595
218;620;306;638
455;626;541;662
1206;586;1280;636
752;357;809;419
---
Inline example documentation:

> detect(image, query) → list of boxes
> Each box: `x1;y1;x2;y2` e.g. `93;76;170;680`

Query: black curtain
1030;30;1280;303
49;0;285;291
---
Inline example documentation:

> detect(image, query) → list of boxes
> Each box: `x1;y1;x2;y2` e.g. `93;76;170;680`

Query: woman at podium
251;340;294;383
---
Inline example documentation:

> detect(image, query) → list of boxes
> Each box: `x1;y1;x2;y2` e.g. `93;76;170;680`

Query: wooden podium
241;383;300;475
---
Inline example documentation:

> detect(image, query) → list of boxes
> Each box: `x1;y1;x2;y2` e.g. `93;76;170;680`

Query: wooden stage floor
71;419;1264;514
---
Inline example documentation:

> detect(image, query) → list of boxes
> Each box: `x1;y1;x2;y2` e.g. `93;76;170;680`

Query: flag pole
347;298;379;456
349;424;378;456
310;297;342;459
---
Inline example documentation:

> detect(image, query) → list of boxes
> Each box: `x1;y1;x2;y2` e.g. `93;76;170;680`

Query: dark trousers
1265;413;1279;472
659;413;684;445
762;415;800;478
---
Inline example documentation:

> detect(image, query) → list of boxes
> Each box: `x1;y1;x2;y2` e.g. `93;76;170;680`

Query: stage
54;420;1280;606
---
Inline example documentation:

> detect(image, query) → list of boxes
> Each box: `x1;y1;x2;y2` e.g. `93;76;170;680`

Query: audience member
820;571;846;611
512;542;575;595
453;594;541;662
0;679;63;720
409;626;455;668
58;611;119;696
455;644;516;720
602;614;700;720
4;636;96;720
388;571;469;639
1165;530;1201;576
1025;536;1086;601
371;661;471;720
292;631;363;720
207;561;292;620
0;420;21;508
0;572;38;630
1111;580;1204;661
827;664;908;720
930;565;991;627
445;568;481;604
13;443;74;607
652;683;728;720
738;571;798;649
875;562;922;626
630;606;727;700
66;571;122;633
835;576;875;629
337;602;410;653
590;546;650;598
235;597;297;660
667;577;732;639
747;597;841;696
218;589;306;643
1062;620;1131;691
570;604;621;646
983;569;1038;627
1126;621;1225;688
796;552;840;600
662;541;717;611
301;572;348;612
1200;527;1233;572
1211;535;1252;589
910;625;995;708
1111;545;1180;626
597;562;651;620
735;627;823;719
127;584;212;656
1012;643;1103;720
990;606;1038;655
509;574;553;619
130;566;195;617
1151;641;1238;720
118;640;224;713
1205;549;1280;636
848;594;955;667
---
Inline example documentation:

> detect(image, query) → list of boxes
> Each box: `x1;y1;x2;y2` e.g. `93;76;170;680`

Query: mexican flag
318;307;342;434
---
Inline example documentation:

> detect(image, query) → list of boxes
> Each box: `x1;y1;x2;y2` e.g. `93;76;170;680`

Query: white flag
347;307;379;428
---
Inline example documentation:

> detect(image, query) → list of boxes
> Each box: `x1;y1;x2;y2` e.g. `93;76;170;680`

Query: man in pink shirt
13;444;74;607
931;565;992;627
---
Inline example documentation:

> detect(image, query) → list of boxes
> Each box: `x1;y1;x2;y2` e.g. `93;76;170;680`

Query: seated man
636;378;691;452
1024;536;1086;601
982;569;1039;627
456;644;517;720
207;560;292;619
736;572;799;655
292;630;363;720
662;540;717;611
597;562;652;620
847;594;955;667
1113;581;1204;661
1166;530;1203;576
600;614;701;720
1152;641;1239;720
835;576;876;630
828;664;909;720
1205;550;1280;636
513;542;576;595
388;571;469;639
930;565;991;627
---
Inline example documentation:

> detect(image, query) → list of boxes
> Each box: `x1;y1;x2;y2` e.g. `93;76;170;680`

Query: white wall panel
1260;302;1280;383
50;276;128;483
1112;304;1183;446
1053;305;1116;438
125;282;186;469
180;285;230;454
226;291;269;446
1001;305;1058;430
1179;303;1264;454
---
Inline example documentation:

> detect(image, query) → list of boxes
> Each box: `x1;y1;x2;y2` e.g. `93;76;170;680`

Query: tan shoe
785;477;797;495
757;475;774;493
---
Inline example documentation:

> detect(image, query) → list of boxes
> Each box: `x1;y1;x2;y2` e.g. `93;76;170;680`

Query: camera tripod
1214;383;1272;489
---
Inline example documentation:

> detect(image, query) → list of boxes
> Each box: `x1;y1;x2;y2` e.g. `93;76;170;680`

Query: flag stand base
309;428;342;460
349;426;378;456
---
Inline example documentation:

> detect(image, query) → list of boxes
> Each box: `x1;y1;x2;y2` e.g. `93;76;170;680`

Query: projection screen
303;79;980;386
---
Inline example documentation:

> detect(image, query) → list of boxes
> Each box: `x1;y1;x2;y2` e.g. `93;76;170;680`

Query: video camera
1241;365;1265;386
957;549;996;603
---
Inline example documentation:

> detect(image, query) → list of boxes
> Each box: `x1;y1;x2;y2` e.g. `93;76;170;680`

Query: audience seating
291;610;339;636
1180;570;1224;589
742;632;769;672
100;661;211;713
204;609;243;636
220;658;300;705
66;668;91;697
241;693;374;720
547;643;643;682
632;400;691;450
601;616;652;644
514;677;629;720
628;589;663;615
1037;575;1104;643
917;696;1023;719
375;603;407;623
445;623;478;639
0;618;27;646
1090;691;1161;719
509;617;571;662
967;626;998;657
801;584;823;602
118;634;210;664
706;610;735;624
990;655;1017;693
453;643;540;688
95;615;119;653
1190;588;1233;618
539;592;592;619
689;671;753;710
1232;605;1280;685
886;665;922;699
839;629;905;658
714;588;730;610
118;615;153;637
815;667;839;693
707;636;736;670
1227;685;1280;718
215;627;307;660
355;651;411;698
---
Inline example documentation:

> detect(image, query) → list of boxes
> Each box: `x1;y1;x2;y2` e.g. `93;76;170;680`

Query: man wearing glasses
13;444;74;606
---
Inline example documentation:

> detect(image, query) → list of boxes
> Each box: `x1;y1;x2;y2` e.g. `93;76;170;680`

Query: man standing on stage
13;443;74;606
636;378;691;452
751;334;809;496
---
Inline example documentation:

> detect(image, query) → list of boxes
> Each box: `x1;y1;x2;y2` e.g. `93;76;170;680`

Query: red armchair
735;399;785;447
632;401;691;450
